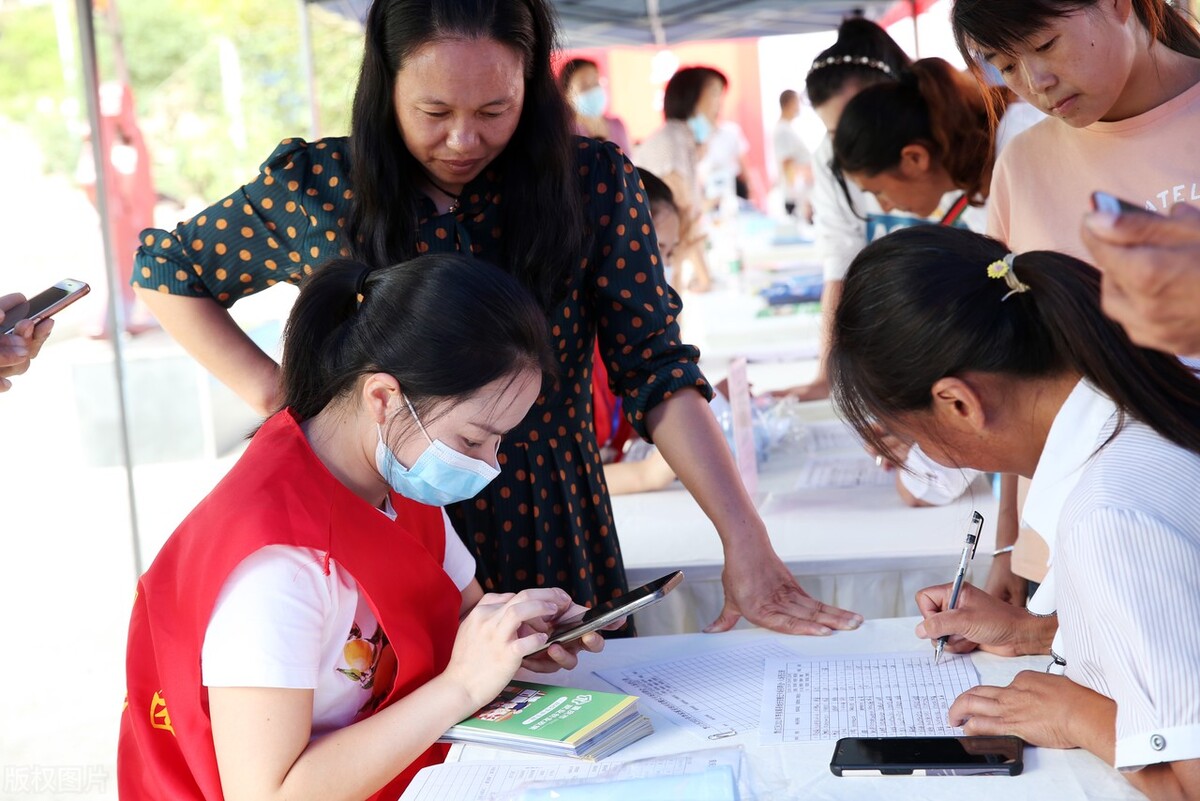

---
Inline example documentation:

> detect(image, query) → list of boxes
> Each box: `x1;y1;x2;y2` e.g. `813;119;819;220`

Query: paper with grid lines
759;652;980;743
595;640;801;741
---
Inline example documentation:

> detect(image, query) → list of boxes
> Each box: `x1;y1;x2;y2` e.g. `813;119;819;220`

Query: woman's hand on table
916;581;1055;657
707;538;864;635
950;671;1114;752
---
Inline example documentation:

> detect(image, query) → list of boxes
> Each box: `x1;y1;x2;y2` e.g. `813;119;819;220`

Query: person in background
119;254;612;801
1083;202;1200;357
831;57;992;227
130;0;861;638
697;71;761;212
636;65;729;292
772;89;813;221
0;294;54;393
952;0;1200;609
830;225;1200;801
776;18;913;403
559;57;632;154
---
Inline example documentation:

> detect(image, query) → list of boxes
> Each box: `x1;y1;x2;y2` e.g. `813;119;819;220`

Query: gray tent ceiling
311;1;899;47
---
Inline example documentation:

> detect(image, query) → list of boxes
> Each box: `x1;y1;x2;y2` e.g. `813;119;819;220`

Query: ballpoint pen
934;510;985;665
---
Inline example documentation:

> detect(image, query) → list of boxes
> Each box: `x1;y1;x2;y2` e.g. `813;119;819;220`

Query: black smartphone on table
830;735;1025;777
543;570;684;647
2;279;91;335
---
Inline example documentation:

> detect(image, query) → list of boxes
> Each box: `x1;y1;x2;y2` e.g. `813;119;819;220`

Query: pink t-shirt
988;78;1200;260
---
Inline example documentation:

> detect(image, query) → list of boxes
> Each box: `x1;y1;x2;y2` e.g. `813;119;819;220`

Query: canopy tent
310;0;905;47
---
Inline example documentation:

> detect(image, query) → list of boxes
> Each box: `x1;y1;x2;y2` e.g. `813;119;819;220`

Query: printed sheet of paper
399;751;742;801
794;456;894;490
596;641;800;741
758;652;980;743
799;420;864;453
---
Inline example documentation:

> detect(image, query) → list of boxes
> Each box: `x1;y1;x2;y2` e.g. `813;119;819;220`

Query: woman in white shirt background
829;224;1200;801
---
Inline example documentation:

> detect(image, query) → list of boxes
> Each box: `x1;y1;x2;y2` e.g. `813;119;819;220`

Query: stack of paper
442;681;652;761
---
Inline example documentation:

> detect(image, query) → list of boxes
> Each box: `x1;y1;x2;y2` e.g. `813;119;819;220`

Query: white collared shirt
1021;380;1118;615
1031;381;1200;771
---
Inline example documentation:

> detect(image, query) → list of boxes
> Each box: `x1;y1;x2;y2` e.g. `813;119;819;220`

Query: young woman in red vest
118;254;608;801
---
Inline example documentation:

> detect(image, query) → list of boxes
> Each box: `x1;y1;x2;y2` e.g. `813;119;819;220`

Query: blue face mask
687;114;713;145
375;397;501;507
572;86;608;118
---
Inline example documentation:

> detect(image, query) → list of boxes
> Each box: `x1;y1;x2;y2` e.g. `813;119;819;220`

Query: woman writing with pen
828;226;1200;800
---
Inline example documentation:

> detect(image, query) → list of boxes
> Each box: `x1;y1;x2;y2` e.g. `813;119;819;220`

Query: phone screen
833;736;1022;768
545;570;683;645
2;287;69;331
2;281;88;335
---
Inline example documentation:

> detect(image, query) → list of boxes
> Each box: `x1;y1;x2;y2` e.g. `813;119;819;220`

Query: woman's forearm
135;287;282;416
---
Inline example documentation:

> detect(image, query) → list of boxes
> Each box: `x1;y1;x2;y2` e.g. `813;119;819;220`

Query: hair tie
354;266;373;307
986;252;1030;301
807;54;895;79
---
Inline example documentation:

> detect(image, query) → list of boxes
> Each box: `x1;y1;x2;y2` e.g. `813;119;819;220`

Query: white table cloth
446;618;1146;801
612;432;999;635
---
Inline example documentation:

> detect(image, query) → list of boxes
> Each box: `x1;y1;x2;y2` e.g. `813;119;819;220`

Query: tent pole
298;0;321;139
646;0;667;46
74;0;145;578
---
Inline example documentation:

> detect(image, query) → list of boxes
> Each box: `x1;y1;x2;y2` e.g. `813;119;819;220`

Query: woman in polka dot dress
132;0;862;637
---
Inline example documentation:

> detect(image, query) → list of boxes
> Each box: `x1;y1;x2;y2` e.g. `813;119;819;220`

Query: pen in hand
934;510;985;665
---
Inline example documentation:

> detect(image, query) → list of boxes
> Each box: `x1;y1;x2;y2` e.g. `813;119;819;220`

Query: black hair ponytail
279;254;557;421
830;226;1200;459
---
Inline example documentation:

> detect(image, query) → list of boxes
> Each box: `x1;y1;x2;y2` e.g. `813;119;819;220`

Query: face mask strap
402;394;435;445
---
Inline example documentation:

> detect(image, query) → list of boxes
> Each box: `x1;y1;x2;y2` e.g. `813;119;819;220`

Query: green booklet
444;681;652;760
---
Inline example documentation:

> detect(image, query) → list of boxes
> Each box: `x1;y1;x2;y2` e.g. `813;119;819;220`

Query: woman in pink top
559;58;632;154
950;0;1200;609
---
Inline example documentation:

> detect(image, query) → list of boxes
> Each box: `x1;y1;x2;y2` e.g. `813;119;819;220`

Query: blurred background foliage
0;0;362;204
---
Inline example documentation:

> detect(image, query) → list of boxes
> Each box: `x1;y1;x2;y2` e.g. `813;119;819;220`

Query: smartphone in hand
1091;191;1159;217
543;570;684;647
2;279;91;335
830;735;1024;777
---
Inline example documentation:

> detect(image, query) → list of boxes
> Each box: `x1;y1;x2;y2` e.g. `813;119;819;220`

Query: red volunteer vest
117;410;460;800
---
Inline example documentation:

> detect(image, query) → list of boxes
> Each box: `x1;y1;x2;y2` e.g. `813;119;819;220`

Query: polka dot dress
134;137;712;632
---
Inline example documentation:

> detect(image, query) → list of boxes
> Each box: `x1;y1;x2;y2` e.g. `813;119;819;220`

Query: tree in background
0;0;362;205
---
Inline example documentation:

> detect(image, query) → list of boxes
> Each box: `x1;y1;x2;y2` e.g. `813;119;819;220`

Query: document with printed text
758;652;980;743
596;640;801;741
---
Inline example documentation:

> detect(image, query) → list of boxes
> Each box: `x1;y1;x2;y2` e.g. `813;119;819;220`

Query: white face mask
374;397;500;507
572;85;608;118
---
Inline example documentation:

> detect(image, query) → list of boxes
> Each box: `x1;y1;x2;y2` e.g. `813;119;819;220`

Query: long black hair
829;226;1200;463
952;0;1200;124
832;58;993;202
279;255;557;422
805;17;912;109
345;0;585;311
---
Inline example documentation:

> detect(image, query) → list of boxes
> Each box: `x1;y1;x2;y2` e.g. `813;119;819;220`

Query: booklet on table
442;681;652;761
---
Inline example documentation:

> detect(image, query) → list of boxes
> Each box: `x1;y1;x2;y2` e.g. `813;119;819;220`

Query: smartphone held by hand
830;735;1024;777
1;279;90;335
1091;191;1159;217
543;570;684;647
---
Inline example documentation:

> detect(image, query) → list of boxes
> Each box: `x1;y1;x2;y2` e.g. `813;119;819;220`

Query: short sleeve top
132;135;710;438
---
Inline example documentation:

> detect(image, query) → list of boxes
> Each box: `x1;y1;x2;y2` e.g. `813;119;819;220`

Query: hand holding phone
830;735;1024;777
1091;191;1160;217
543;570;684;647
1;279;90;336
